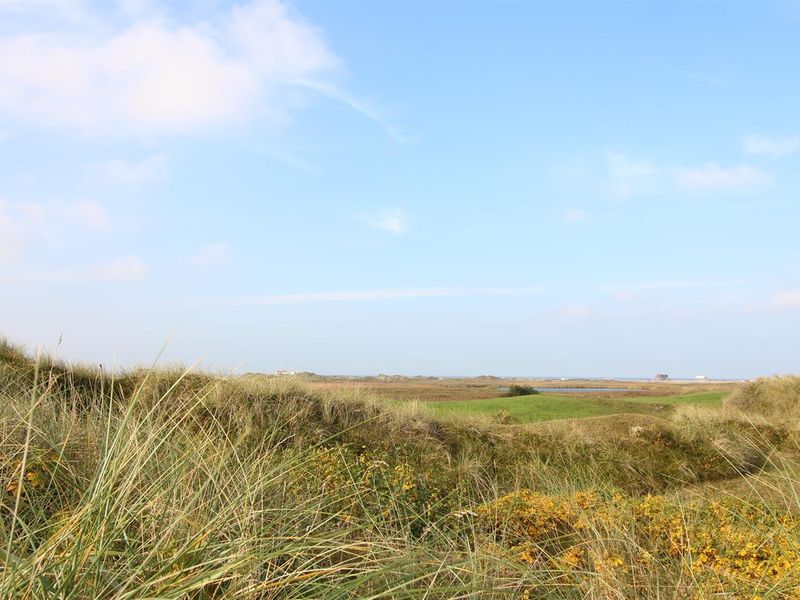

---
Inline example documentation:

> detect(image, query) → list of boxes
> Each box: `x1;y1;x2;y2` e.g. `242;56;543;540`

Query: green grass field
424;391;727;423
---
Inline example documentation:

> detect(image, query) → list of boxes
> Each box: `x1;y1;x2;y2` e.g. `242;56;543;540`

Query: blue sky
1;0;799;378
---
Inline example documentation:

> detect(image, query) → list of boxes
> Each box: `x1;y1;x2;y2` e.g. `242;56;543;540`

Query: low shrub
477;487;800;598
505;384;540;397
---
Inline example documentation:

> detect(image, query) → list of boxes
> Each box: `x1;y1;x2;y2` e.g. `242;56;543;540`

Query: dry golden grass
726;375;800;426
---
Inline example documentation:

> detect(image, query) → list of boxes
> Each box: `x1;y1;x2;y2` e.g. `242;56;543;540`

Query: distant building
654;373;669;381
276;369;298;376
695;375;710;381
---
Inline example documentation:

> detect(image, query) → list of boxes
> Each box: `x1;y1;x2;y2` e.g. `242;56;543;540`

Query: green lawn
620;391;725;407
424;391;726;424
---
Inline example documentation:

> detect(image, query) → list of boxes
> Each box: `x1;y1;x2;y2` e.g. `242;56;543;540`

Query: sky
1;0;800;378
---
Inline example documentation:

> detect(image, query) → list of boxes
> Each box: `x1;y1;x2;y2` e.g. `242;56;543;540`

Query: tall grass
1;341;799;598
725;376;800;425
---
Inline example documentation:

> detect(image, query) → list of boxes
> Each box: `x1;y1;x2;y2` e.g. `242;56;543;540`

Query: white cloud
89;153;168;184
743;135;800;158
0;1;339;135
229;1;337;79
191;242;231;267
676;163;772;191
0;198;110;263
563;208;587;224
365;208;407;235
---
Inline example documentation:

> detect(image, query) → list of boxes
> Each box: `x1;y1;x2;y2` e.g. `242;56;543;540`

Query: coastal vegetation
1;338;798;598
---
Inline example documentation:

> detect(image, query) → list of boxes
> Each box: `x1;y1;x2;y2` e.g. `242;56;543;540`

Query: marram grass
1;342;799;598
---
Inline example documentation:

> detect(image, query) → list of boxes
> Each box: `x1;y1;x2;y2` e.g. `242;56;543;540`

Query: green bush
504;384;540;397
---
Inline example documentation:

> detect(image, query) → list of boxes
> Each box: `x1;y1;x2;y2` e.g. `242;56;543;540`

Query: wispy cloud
676;163;772;191
602;152;659;201
0;201;23;263
89;255;147;281
0;197;110;263
735;289;800;314
194;286;541;306
70;199;111;230
364;207;407;235
559;304;591;320
295;79;412;143
563;208;587;224
607;279;759;305
0;0;91;21
89;154;168;185
1;255;148;284
264;149;321;174
680;70;728;87
191;242;231;267
600;152;773;199
606;279;746;293
742;134;800;158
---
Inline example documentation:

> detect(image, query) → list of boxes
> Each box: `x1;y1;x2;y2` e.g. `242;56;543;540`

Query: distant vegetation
504;383;541;397
1;337;799;597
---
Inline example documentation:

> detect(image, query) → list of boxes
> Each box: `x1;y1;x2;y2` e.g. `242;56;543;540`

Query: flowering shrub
478;489;800;596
